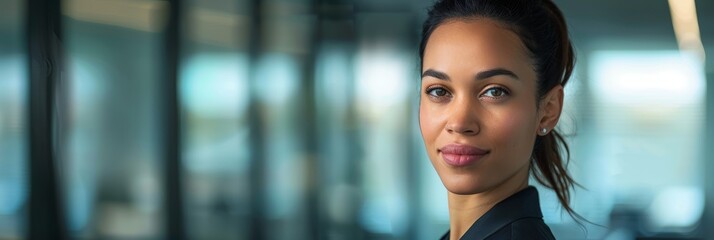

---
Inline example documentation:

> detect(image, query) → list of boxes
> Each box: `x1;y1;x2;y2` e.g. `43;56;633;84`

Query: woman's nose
445;99;480;136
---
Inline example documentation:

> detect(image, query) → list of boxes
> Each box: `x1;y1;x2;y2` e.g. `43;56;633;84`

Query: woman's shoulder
488;217;555;240
440;218;556;240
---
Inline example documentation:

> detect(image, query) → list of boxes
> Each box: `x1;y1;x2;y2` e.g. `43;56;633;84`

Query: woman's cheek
488;106;535;152
419;103;439;143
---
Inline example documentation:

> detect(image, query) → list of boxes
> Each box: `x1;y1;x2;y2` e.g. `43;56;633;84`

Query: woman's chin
441;175;488;195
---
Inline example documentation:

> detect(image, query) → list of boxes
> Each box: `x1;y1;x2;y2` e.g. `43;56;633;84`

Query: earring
539;128;548;136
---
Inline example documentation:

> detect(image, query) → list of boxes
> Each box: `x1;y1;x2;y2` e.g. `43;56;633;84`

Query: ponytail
530;0;583;222
532;130;580;220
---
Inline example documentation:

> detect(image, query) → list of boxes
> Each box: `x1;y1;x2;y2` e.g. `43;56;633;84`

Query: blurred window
0;0;27;238
63;0;167;238
578;51;706;233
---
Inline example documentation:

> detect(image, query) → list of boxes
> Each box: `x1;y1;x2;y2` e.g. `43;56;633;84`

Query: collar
440;186;544;240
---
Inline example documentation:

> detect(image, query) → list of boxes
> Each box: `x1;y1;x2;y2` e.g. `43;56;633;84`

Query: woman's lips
438;144;489;167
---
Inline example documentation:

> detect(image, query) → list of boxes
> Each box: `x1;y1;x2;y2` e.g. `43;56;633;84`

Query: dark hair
419;0;582;221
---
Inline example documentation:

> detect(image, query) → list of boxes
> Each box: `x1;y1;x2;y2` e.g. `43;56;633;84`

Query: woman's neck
447;169;529;240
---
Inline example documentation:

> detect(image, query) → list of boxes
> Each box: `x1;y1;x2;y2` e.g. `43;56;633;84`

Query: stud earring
539;128;548;136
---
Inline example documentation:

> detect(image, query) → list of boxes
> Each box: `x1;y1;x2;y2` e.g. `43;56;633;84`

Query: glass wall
565;50;706;239
62;0;166;238
180;0;252;239
0;0;27;239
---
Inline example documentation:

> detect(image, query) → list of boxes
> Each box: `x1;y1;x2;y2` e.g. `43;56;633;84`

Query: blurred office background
1;0;713;239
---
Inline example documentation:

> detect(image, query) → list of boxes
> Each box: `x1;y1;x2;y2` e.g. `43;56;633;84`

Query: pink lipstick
438;144;489;167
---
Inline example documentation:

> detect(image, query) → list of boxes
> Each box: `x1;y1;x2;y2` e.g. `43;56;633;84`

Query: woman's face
419;19;560;195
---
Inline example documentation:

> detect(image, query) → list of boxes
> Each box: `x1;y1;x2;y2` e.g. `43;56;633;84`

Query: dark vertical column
163;0;184;239
26;0;67;238
405;15;421;240
304;2;323;239
247;0;266;239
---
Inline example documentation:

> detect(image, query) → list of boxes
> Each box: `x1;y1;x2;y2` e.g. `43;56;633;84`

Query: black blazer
439;186;556;240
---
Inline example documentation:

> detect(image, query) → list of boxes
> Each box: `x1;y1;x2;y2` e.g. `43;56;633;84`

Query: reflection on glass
256;52;311;240
179;0;253;238
63;1;166;237
355;45;411;235
180;52;251;239
354;13;416;237
315;43;362;239
0;0;26;238
585;51;705;234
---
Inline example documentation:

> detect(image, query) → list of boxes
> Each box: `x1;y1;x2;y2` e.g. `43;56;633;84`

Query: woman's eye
481;87;509;98
426;87;449;97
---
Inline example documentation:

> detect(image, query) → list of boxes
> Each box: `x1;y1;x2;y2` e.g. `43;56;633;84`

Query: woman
418;0;579;239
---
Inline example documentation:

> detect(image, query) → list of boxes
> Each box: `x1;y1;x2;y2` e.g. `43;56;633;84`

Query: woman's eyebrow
422;68;519;81
475;68;519;80
421;69;450;80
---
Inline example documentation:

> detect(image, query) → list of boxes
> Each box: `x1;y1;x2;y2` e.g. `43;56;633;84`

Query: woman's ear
538;85;564;131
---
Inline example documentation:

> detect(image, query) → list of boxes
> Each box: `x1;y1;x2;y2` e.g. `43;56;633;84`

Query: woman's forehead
423;19;535;81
